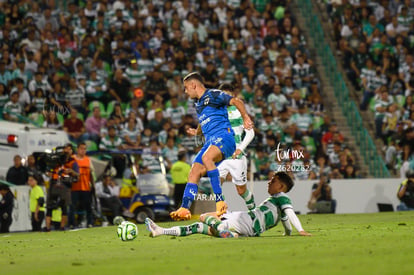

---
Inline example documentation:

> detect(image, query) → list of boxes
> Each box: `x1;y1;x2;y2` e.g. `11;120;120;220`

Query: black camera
33;147;70;173
33;147;78;187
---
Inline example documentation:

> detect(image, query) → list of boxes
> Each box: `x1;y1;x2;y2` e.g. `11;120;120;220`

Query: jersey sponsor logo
200;117;211;126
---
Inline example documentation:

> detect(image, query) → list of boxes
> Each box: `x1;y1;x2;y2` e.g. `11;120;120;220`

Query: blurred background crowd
0;0;362;181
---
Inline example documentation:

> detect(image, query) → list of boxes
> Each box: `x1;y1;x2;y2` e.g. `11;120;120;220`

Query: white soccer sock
162;226;181;236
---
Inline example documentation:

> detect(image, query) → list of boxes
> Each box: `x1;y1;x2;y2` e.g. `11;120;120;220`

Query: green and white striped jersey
250;192;292;236
227;105;244;157
125;67;146;88
142;148;162;173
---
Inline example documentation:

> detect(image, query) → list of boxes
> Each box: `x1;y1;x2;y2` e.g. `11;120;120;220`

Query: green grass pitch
1;212;413;275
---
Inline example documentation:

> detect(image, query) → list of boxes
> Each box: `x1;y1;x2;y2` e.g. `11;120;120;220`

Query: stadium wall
6;179;402;232
223;179;402;214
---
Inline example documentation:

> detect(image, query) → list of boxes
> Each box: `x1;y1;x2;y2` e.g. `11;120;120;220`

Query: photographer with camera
68;142;95;229
308;174;337;214
44;143;79;231
396;170;414;211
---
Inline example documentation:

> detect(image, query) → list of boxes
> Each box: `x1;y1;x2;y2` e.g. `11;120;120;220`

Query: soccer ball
117;221;138;241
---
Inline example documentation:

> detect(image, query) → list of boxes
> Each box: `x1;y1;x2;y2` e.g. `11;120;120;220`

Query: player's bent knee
236;184;247;195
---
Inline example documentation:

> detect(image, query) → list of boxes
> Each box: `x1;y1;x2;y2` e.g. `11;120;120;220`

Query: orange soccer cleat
170;207;192;221
215;200;228;217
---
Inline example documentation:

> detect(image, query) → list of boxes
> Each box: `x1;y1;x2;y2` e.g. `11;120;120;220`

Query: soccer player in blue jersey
170;72;253;221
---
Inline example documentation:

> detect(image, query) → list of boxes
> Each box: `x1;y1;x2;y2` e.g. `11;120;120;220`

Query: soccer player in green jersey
146;172;311;238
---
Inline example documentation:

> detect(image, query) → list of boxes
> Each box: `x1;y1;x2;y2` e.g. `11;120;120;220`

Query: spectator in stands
322;122;344;155
121;114;141;149
63;108;89;144
148;108;168;133
6;155;28;186
43;110;62;129
374;88;394;139
289;103;313;136
313;154;332;179
2;90;22;122
110;102;126;125
108;68;132;103
166;96;186;128
348;42;369;90
145;70;169;102
85;69;107;103
85;106;107;144
12;78;31;114
0;184;14;233
329;141;342;168
360;61;387;110
28;71;51;97
253;146;270;180
142;139;162;173
66;77;87;116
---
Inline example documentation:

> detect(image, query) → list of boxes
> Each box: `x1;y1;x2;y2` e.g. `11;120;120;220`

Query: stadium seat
36;114;45;127
85;140;98;151
57;113;64;125
71;112;84;121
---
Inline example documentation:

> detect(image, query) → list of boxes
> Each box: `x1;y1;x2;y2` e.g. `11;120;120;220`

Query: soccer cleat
215;201;228;217
170;207;191;221
219;230;239;238
145;218;163;237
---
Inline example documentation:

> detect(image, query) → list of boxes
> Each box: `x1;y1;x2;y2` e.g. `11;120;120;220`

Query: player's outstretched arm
284;208;312;236
229;97;253;130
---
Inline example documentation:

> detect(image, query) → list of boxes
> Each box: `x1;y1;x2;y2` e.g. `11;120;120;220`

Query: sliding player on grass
149;172;311;238
217;83;256;211
170;72;253;221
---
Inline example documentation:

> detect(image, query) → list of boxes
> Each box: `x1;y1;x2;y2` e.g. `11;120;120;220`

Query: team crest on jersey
204;97;210;105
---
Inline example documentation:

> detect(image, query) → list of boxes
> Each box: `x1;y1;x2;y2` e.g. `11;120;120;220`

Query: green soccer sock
204;216;222;231
176;222;209;236
241;189;256;211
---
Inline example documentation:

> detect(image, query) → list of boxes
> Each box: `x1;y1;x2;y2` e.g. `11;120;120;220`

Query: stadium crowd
0;0;359;183
326;0;414;176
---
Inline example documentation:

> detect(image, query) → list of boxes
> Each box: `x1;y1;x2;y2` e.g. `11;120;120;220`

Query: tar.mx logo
42;102;71;116
195;194;224;201
275;142;304;161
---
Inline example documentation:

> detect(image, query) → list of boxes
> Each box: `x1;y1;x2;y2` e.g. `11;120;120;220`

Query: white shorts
219;211;255;237
218;156;247;186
